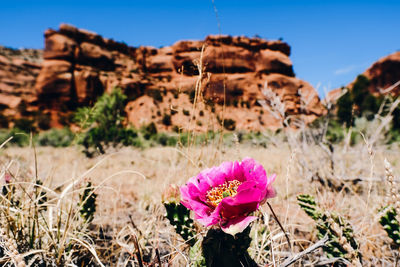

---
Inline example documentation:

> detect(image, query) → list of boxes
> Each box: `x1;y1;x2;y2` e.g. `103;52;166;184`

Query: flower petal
180;184;211;216
218;197;260;219
179;157;276;230
221;216;257;236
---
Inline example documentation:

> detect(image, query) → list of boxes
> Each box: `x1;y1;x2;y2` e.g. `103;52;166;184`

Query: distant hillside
327;51;400;103
0;24;324;131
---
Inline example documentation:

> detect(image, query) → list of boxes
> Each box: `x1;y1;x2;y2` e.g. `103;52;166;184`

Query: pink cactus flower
180;157;276;235
4;173;11;183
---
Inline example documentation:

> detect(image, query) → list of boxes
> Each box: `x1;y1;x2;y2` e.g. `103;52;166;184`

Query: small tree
74;87;138;156
352;75;370;110
336;90;353;127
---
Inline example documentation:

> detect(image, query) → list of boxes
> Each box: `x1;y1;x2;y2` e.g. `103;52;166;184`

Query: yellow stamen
206;180;241;207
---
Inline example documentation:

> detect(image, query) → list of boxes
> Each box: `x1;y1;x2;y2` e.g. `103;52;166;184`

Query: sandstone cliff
0;46;42;126
2;24;325;131
364;51;400;95
327;51;400;104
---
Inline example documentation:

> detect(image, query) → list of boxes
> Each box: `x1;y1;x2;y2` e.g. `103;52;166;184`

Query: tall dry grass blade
267;202;292;253
280;236;328;267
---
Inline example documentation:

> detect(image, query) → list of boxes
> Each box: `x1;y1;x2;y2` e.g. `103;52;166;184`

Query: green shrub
0;114;9;128
392;106;400;130
0;129;30;147
172;125;180;133
37;128;74;147
141;122;158;140
337;90;353;127
223;119;236;131
156;133;178;146
74;87;138;156
14;118;36;133
147;89;163;102
162;114;172;126
336;75;383;127
36;112;51;130
325;120;345;143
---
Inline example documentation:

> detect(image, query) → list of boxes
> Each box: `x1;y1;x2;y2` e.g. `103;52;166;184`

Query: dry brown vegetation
1;127;399;266
1;37;400;266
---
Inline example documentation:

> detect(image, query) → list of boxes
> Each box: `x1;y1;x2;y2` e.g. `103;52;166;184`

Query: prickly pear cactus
201;227;257;267
164;202;196;246
297;194;362;264
379;206;400;246
79;182;97;223
297;194;321;220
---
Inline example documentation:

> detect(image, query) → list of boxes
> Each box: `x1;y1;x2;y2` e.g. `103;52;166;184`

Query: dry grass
0;133;399;266
1;44;400;266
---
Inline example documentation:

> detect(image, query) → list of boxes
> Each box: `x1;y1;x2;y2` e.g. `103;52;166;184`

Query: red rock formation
0;46;42;127
327;51;400;104
5;24;326;131
364;51;400;95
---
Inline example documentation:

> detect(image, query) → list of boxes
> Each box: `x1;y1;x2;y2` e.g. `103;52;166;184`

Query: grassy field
1;65;400;266
1;132;399;266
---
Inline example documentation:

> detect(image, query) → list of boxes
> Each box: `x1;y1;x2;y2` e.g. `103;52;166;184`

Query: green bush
0;129;30;147
392;106;400;130
36;112;51;130
0;114;9;128
162;114;172;126
147;89;163;102
141;122;158;140
325;120;345;143
155;133;178;146
223;118;236;131
14;118;36;133
336;75;383;127
74;87;139;156
337;90;353;127
37;128;75;147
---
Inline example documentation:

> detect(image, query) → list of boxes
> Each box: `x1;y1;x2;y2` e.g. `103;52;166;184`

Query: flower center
206;180;241;208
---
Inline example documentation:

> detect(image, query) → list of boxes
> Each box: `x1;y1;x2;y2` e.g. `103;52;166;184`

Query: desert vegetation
1;73;400;266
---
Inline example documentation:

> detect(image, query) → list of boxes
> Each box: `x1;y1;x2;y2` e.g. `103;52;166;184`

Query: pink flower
180;157;276;235
4;173;11;183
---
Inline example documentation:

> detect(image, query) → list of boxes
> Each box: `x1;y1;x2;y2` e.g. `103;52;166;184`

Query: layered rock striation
0;46;42;126
326;51;400;105
364;51;400;95
3;24;325;131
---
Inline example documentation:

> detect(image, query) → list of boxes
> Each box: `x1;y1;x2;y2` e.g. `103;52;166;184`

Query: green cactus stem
379;206;400;246
201;227;257;267
79;182;97;223
297;194;362;264
164;202;196;246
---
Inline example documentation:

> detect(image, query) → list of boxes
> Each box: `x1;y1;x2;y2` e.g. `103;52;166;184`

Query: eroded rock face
0;46;42;127
7;24;326;131
364;51;400;95
327;51;400;104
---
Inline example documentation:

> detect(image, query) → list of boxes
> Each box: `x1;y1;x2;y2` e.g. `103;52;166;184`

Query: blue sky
1;0;399;97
